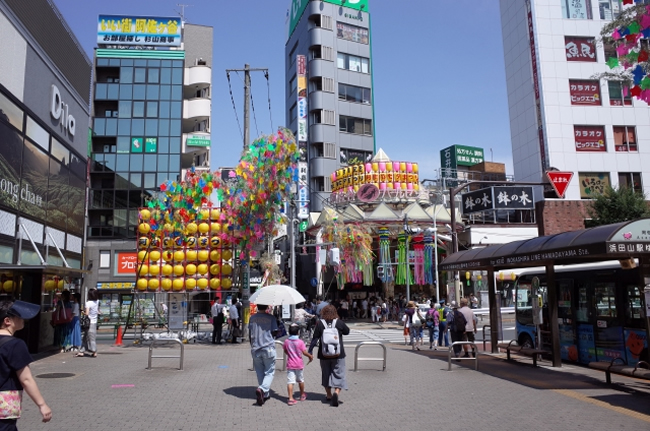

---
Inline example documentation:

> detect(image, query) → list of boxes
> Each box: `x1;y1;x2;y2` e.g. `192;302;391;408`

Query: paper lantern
210;250;221;261
198;250;209;262
222;249;233;261
393;162;400;171
221;263;232;276
186;222;198;234
198;223;210;234
172;278;184;291
210;264;221;275
412;163;419;173
138;237;150;249
210;209;220;220
138;264;149;276
163;223;173;233
210;236;221;248
386;162;393;172
44;280;55;291
148;278;159;290
173;250;185;262
198;237;209;248
138;223;151;234
185;264;197;275
211;223;221;234
406;163;413;173
136;278;148;291
185;250;197;262
149;250;161;261
140;209;151;221
221;277;232;289
200;209;210;220
379;162;386;171
137;251;148;262
210;278;221;290
162;264;173;276
365;163;372;173
162;251;174;262
173;265;185;276
371;162;378;172
163;237;174;249
2;281;14;293
161;278;172;291
185;278;197;290
149;265;160;276
174;237;184;249
197;264;208;275
186;236;198;248
197;277;209;290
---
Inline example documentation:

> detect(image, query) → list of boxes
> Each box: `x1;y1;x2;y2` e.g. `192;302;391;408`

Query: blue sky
53;0;512;181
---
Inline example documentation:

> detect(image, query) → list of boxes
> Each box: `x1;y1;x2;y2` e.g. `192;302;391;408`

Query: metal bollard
274;340;287;371
447;341;478;371
354;341;387;372
482;325;491;351
147;337;184;371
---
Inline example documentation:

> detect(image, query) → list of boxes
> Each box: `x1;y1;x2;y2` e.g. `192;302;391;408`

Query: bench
497;340;549;367
588;358;650;384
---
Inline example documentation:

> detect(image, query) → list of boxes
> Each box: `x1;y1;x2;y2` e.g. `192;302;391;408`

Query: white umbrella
249;284;306;306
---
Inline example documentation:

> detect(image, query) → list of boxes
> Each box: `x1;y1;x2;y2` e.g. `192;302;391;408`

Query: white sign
50;85;76;137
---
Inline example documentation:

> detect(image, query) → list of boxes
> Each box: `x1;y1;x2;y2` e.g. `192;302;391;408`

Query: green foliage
587;186;650;226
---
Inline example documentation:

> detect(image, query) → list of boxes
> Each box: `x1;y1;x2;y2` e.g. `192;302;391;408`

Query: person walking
403;301;424;350
459;298;477;357
361;298;368;319
249;304;279;406
0;300;52;428
76;288;99;358
283;324;313;405
448;301;466;358
308;304;350;407
51;291;72;352
229;299;240;343
437;301;450;348
68;293;82;352
211;298;226;344
426;306;440;350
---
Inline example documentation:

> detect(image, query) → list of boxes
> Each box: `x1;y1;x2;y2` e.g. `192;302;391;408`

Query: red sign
546;171;574;198
116;252;138;274
565;36;596;62
357;183;379;202
574;125;606;151
297;55;306;76
569;80;600;105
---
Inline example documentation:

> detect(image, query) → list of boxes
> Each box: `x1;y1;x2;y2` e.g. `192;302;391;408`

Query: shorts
287;368;304;385
403;327;409;336
462;332;476;343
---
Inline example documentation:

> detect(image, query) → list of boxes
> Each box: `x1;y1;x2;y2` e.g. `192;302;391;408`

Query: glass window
561;0;593;19
171;85;182;100
107;84;119;99
148;60;161;67
119;84;133;100
133;101;145;118
159;85;171;100
121;59;133;66
145;119;158;136
104;154;116;172
146;101;158;118
117;136;130;153
117;119;131;136
0;91;24;130
336;22;369;44
105;118;117;136
99;250;110;268
93;118;106;135
130;154;143;171
120;67;133;84
172;68;183;84
169;154;180;171
143;154;157;171
159;101;170;118
116;154;130;171
618;172;643;192
147;85;159;100
131;119;144;135
51;138;69;165
119;100;132;118
171;102;182;118
97;58;109;66
595;283;616;317
109;58;120;67
129;173;141;188
161;60;172;67
144;173;157;189
134;59;147;67
337;53;346;69
169;121;181;136
157;154;169;171
613;126;637;152
158;137;169;153
95;83;107;100
169;137;181;153
608;81;632;106
160;68;172;84
134;68;146;83
158;119;170;136
26;116;49;150
148;68;160;83
133;84;146;99
627;285;643;319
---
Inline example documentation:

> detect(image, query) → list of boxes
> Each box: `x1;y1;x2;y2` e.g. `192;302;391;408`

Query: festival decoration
413;234;425;285
423;233;434;285
396;233;407;285
377;227;393;283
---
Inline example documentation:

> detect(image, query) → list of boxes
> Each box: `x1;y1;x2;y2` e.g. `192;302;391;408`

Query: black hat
7;301;40;320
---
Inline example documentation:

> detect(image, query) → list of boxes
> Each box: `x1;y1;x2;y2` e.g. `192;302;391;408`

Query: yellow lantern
185;278;197;290
172;278;184;291
163;223;173;234
198;237;209;248
412;163;419;173
149;265;160;276
162;251;174;262
149;250;161;262
197;264;208;275
198;223;210;234
163;237;174;249
465;271;471;280
200;209;210;220
210;250;221;261
211;223;221;234
148;278;159;290
136;278;148;291
399;162;406;172
138;264;149;276
138;237;150;249
210;278;221;290
499;272;504;281
161;278;172;291
210;264;221;275
371;162;378;172
210;236;221;248
137;251;149;262
138;223;151;234
511;272;516;281
221;277;232;289
186;236;198;248
221;263;232;276
58;279;65;289
44;279;55;291
222;249;233;261
197;277;209;290
2;281;14;293
210;209;220;220
185;264;197;275
173;250;185;262
197;250;209;262
140;209;151;221
162;264;173;276
173;265;185;276
186;250;198;262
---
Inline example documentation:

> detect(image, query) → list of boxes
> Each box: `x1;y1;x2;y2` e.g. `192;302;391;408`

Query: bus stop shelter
439;218;650;367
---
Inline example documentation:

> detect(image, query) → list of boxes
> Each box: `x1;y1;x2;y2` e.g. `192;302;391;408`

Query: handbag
0;337;21;419
80;313;91;331
52;304;72;325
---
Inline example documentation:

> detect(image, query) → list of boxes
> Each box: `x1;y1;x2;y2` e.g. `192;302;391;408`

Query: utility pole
225;64;268;151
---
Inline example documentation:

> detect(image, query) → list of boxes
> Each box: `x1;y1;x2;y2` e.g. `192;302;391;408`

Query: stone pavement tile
17;341;650;430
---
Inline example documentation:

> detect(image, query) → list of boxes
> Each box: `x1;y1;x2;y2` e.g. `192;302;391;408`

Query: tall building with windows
0;0;91;352
285;0;374;212
86;17;212;304
500;0;650;234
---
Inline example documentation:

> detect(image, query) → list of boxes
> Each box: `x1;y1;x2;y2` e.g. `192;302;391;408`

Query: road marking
553;389;650;423
111;384;135;388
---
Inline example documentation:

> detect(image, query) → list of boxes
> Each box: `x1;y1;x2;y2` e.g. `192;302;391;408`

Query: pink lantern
379;162;386;172
406;163;413;173
379;182;387;190
392;162;400;171
365;163;372;173
407;183;413;190
331;172;337;182
394;182;401;190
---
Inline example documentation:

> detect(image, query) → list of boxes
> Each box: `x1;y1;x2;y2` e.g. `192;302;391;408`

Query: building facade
285;0;375;212
86;17;212;318
0;0;91;351
500;0;650;234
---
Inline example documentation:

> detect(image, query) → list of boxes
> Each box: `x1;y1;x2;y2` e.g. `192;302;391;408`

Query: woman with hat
0;300;52;429
403;301;425;351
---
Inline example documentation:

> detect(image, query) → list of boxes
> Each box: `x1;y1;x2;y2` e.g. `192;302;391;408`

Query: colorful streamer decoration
423;233;434;285
413;234;424;285
396;233;407;285
377;227;393;283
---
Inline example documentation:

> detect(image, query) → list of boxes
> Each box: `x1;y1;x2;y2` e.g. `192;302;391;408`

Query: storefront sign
579;172;610;198
287;0;369;40
186;135;211;147
115;252;138;275
569;80;600;105
97;15;181;47
565;36;596;62
574;125;605;151
145;137;157;153
50;85;76;137
97;282;135;289
131;137;143;153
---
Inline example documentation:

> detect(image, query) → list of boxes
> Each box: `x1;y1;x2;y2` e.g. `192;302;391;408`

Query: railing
353;341;387;372
147;337;184;371
447;341;479;371
482;325;491;351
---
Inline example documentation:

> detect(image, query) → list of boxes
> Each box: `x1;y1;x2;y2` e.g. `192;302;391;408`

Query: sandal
299;393;307;401
287;399;297;406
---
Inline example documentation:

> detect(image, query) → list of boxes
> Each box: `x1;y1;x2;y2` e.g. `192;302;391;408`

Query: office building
86;16;212;313
500;0;650;234
0;0;91;351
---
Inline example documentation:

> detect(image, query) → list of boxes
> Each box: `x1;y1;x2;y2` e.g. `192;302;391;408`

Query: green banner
186;135;211;147
287;0;369;40
131;137;143;153
145;138;157;153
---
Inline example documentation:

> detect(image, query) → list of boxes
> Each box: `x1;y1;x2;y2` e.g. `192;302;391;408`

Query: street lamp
403;216;421;302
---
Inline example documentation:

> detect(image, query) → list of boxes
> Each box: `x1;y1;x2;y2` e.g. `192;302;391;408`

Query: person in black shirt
0;300;52;429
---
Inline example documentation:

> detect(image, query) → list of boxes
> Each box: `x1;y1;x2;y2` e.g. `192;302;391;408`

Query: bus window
577;287;589;322
627;285;642;319
594;283;617;318
516;282;533;325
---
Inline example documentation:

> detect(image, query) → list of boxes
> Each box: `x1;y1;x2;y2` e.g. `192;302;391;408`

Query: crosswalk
344;329;408;345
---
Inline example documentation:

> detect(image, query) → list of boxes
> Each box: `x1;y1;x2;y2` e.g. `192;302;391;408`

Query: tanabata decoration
377;227;393;283
423;233;434;285
413;234;425;285
395;233;413;286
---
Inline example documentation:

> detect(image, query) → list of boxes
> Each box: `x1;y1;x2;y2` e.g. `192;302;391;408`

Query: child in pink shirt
283;324;313;405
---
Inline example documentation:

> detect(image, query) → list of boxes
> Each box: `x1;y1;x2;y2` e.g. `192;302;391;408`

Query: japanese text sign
546;171;574;198
97;15;181;47
493;186;534;210
565;36;596;62
115;252;138;275
574;125;606;151
569;80;601;105
579;172;610;198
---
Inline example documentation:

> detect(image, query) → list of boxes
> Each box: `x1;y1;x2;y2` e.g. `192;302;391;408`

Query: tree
587;186;650;226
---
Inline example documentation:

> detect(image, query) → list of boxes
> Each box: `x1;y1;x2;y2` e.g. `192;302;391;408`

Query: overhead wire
226;71;243;142
264;70;273;131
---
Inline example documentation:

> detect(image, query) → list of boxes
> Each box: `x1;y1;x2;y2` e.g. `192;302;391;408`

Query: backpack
320;319;341;358
452;309;467;333
411;311;423;328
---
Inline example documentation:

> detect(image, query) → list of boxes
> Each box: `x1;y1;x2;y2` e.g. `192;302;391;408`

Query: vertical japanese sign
527;0;549;172
297;54;309;220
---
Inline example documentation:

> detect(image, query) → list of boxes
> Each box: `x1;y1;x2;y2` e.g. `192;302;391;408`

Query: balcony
184;65;211;87
183;98;210;121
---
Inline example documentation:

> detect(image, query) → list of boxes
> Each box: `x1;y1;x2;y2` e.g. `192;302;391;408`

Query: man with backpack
458;298;477;358
437;301;451;348
448;300;467;358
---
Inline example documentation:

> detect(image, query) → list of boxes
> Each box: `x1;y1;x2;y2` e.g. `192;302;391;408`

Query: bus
511;261;648;366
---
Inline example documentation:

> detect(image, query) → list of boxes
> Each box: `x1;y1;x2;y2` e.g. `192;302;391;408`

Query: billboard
297;54;309;219
97;15;182;47
115;252;138;275
440;145;484;176
461;186;534;215
287;0;370;40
